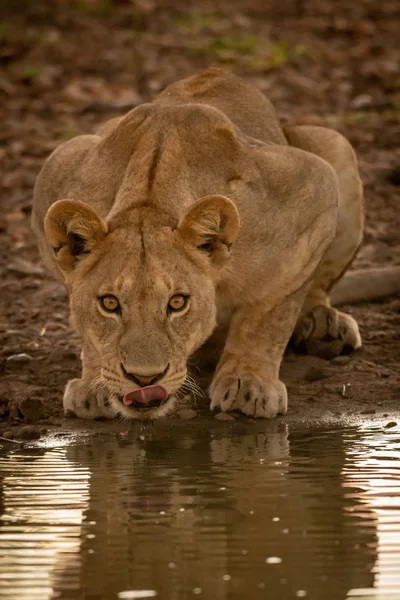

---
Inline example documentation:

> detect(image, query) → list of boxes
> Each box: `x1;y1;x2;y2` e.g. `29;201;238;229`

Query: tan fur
330;266;400;305
32;67;395;421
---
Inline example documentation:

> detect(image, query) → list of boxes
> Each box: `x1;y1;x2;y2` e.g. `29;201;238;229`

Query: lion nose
121;363;170;387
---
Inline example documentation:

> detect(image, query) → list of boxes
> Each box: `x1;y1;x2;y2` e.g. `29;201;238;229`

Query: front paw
63;378;116;420
209;373;287;418
293;305;362;358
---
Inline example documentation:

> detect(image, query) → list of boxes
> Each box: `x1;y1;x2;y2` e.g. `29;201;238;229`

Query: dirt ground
0;0;399;442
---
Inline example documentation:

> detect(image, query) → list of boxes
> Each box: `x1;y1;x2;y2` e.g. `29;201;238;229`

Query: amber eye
168;294;189;313
99;295;120;313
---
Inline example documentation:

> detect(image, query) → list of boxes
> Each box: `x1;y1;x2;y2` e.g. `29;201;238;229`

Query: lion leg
284;125;363;357
210;287;307;418
63;347;116;419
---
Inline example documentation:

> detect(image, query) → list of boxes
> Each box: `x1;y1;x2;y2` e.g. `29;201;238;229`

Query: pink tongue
123;385;168;406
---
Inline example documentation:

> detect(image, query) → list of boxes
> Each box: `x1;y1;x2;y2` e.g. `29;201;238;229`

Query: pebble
351;93;372;109
17;425;41;440
117;592;157;599
384;421;397;429
18;398;44;421
177;409;198;420
1;430;15;440
265;556;282;564
331;356;351;366
214;412;236;421
6;353;33;363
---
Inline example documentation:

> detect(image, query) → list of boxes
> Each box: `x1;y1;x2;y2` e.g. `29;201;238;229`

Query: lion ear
44;199;108;274
176;195;240;266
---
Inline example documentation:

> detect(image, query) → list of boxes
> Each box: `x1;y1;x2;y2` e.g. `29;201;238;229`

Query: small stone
360;409;376;415
214;412;236;421
17;425;41;440
18;398;44;421
384;421;397;429
177;408;198;420
1;430;15;440
6;353;33;364
331;356;351;366
351;93;372;109
265;556;282;564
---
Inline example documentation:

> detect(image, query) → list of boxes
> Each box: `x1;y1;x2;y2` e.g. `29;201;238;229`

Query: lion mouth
118;397;169;410
118;385;169;411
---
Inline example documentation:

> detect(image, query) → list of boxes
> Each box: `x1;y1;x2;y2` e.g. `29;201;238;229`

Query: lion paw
210;373;287;418
293;305;361;358
63;378;116;420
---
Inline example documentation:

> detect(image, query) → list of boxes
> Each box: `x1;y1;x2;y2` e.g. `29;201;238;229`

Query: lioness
31;67;397;421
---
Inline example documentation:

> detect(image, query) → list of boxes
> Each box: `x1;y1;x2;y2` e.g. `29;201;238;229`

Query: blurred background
0;0;399;424
1;0;399;241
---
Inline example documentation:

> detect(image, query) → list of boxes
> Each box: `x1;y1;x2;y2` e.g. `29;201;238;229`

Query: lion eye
168;294;189;313
99;295;120;313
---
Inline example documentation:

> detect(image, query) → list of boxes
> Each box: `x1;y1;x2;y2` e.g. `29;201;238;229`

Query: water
0;424;399;600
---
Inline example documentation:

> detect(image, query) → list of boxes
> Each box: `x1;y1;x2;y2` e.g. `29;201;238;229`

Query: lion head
44;194;240;419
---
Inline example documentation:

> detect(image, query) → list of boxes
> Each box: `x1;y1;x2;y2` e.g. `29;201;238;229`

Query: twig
0;436;24;444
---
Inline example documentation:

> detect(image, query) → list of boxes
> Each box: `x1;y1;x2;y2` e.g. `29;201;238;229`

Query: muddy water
0;425;399;600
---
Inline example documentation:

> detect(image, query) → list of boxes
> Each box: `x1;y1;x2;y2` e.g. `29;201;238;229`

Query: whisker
182;375;205;398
